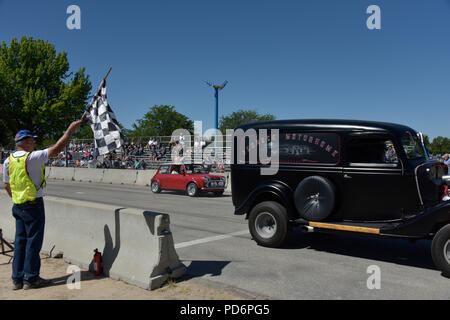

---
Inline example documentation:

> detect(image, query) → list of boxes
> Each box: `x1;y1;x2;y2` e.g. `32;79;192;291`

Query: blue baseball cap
15;130;38;143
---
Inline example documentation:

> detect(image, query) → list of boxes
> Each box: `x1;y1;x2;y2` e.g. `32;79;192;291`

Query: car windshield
184;164;209;174
401;131;425;159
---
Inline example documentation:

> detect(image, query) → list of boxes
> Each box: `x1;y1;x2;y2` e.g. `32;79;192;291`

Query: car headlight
204;177;210;184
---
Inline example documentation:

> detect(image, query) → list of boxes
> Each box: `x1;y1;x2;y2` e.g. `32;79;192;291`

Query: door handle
344;174;352;179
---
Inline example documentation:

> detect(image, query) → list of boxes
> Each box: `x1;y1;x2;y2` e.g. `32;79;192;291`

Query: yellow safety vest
8;153;46;205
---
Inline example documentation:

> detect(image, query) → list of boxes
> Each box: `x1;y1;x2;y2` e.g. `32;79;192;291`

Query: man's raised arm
47;120;83;159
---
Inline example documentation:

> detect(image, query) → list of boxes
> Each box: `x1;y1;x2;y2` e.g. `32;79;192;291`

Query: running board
307;222;381;235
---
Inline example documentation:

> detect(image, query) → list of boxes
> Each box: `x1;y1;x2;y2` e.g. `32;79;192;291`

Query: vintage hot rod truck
231;119;450;276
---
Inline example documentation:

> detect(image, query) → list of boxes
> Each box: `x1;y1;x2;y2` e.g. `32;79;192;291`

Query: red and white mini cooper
151;163;226;197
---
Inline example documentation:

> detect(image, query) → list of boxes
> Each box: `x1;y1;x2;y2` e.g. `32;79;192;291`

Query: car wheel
186;183;199;197
248;201;289;248
294;176;336;221
431;224;450;276
151;181;161;193
213;191;224;196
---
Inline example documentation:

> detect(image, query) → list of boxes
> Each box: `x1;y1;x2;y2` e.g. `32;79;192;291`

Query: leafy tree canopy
429;136;450;155
219;109;276;133
130;105;194;138
0;36;92;149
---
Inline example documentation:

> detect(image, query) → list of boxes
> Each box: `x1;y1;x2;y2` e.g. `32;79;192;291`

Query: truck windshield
401;131;425;159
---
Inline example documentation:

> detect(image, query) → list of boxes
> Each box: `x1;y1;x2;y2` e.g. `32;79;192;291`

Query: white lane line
175;229;250;249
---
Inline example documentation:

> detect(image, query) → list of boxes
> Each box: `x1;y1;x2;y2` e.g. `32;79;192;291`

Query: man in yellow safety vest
3;120;82;290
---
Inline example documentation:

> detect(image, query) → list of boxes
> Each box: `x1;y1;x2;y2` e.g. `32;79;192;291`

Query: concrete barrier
135;170;157;187
0;193;15;242
45;166;51;180
73;168;104;183
46;167;232;193
102;169;138;185
0;191;186;290
48;167;75;181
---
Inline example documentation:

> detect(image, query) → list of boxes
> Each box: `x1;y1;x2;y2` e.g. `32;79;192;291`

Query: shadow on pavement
281;227;436;271
159;190;231;198
179;260;231;281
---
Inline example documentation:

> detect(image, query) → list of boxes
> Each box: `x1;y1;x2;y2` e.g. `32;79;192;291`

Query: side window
159;165;170;174
384;141;398;164
170;165;181;174
347;137;398;165
401;131;425;159
278;132;341;165
233;130;340;165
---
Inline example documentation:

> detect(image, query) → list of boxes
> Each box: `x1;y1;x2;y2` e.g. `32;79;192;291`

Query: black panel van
231;119;450;275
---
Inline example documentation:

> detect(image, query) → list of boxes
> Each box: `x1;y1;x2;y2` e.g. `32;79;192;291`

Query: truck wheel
249;201;288;248
186;183;199;197
294;176;336;221
431;224;450;276
151;181;161;193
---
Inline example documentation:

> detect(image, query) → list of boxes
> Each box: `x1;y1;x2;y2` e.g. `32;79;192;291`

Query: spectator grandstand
44;136;228;172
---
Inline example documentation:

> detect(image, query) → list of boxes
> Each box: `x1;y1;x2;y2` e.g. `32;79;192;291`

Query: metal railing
47;136;232;172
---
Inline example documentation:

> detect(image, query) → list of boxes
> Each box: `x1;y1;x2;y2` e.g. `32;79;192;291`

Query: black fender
382;202;450;238
234;180;297;221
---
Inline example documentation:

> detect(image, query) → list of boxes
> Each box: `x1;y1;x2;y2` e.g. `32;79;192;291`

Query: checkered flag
85;80;124;155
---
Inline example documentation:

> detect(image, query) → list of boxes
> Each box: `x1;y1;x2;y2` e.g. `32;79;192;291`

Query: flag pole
81;67;112;120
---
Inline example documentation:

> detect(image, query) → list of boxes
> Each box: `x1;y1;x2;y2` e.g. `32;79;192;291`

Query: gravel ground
0;253;256;300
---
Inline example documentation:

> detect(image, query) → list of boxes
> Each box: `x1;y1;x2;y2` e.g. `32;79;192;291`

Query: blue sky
0;0;449;138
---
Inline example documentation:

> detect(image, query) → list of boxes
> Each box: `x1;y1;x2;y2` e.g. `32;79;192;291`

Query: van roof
235;119;415;135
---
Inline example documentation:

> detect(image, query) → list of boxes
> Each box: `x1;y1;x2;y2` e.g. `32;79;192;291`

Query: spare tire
294;176;336;221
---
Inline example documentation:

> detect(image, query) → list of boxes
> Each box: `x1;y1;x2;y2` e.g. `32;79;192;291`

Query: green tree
72;122;94;140
430;136;450;155
219;109;276;133
0;36;92;149
130;105;193;138
422;134;432;154
72;121;130;141
423;134;431;149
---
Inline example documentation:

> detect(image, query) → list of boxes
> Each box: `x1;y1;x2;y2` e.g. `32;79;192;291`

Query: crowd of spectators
42;138;176;170
43;136;230;172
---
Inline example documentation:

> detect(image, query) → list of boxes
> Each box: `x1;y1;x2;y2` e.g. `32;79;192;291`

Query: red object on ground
93;249;102;276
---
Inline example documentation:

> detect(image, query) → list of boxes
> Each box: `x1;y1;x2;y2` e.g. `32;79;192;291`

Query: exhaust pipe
301;225;315;233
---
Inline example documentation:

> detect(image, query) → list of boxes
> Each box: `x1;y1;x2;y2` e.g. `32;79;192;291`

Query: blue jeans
11;198;45;284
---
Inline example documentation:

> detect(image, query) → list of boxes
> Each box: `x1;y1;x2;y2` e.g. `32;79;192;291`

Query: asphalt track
10;180;450;299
